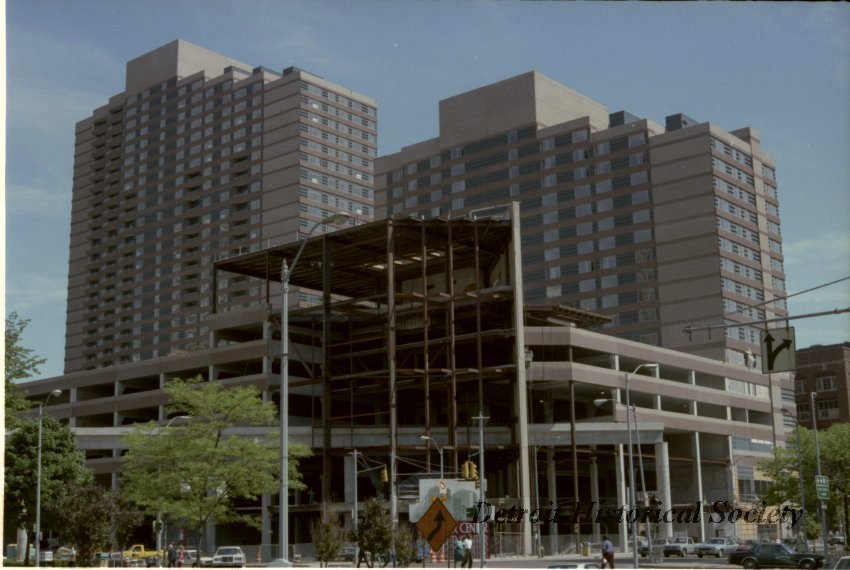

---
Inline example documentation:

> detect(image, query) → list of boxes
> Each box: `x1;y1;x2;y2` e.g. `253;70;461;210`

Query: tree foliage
4;415;92;562
5;312;44;425
759;423;850;540
351;498;393;568
46;482;142;566
392;524;418;568
121;377;310;551
310;514;346;567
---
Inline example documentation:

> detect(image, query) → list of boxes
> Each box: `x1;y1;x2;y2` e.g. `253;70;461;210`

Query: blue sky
6;1;849;379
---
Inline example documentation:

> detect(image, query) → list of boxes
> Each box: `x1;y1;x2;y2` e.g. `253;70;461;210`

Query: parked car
833;557;850;570
737;539;766;551
211;546;245;568
184;549;213;567
830;536;846;546
663;536;695;557
337;545;357;562
728;542;824;569
698;537;740;558
641;538;670;558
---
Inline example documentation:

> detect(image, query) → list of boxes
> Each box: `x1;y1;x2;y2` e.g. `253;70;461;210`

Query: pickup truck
123;545;154;560
663;537;695;557
121;545;167;567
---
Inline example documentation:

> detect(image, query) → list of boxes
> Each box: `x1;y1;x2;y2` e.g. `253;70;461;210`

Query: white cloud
6;273;68;315
6;183;72;219
784;231;850;272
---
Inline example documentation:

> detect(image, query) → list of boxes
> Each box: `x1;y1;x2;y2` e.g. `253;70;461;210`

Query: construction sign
416;498;458;552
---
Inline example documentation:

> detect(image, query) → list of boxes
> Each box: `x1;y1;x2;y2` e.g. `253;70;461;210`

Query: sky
5;1;850;380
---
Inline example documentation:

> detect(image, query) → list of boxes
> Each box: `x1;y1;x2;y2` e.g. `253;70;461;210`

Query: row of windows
712;157;754;185
301;110;377;143
299;186;373;216
300;138;373;169
714;176;756;206
796;399;840;420
721;277;765;302
300;167;373;199
795;374;838;393
301;95;376;130
710;137;753;167
722;298;765;320
720;256;763;282
717;217;759;244
301;124;375;157
715;196;757;224
718;236;760;263
300;81;376;117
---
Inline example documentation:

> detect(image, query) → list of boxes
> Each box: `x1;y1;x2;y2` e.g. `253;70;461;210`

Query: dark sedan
728;542;824;569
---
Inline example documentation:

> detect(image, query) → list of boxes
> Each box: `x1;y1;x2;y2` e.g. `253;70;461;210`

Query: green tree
46;481;132;566
121;377;310;552
392;523;417;568
4;415;92;564
310;514;346;568
351;498;393;568
4;312;45;426
759;423;850;548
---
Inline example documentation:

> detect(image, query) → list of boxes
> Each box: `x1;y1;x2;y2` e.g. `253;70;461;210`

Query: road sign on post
416;498;458;552
816;476;830;500
761;327;796;373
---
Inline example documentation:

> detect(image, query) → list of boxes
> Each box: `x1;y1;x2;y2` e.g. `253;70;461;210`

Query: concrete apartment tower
66;40;376;372
377;71;787;366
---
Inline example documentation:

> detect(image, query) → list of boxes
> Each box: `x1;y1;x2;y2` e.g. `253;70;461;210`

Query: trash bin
582;542;592;557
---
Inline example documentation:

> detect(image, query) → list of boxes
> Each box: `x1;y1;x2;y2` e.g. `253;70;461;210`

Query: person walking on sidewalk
462;535;473;568
601;536;615;569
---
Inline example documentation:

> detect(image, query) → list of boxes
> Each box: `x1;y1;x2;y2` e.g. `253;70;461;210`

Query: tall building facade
376;71;787;367
65;40;376;373
793;342;850;429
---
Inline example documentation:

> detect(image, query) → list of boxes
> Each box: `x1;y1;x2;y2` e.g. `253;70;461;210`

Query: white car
212;546;245;568
697;537;739;558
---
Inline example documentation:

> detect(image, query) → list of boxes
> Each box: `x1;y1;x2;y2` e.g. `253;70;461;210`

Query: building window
815;374;835;392
817;399;839;419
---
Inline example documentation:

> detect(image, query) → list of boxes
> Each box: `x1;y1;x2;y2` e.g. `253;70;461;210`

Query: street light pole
155;415;192;566
419;435;444;480
624;363;658;569
782;409;807;551
277;212;351;566
811;392;829;558
35;389;62;568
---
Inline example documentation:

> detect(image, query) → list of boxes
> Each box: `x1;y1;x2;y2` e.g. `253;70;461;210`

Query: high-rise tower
376;71;786;365
66;40;376;372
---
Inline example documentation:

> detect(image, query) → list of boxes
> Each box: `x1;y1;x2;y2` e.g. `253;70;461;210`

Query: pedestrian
167;543;177;568
453;536;464;568
69;546;77;568
177;544;186;568
601;536;615;569
462;534;473;568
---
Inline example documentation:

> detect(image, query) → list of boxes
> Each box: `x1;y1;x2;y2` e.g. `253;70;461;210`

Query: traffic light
469;461;478;481
381;467;388;482
461;460;470;479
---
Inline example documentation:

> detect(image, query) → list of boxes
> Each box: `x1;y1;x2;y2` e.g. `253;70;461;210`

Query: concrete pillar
510;202;532;556
547;447;558;554
655;441;672;539
590;453;601;542
615;444;628;552
261;493;272;561
693;433;705;542
345;453;356;504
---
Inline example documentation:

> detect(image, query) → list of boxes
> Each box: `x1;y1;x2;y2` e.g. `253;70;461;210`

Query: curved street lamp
35;389;62;568
276;212;352;566
596;363;658;568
